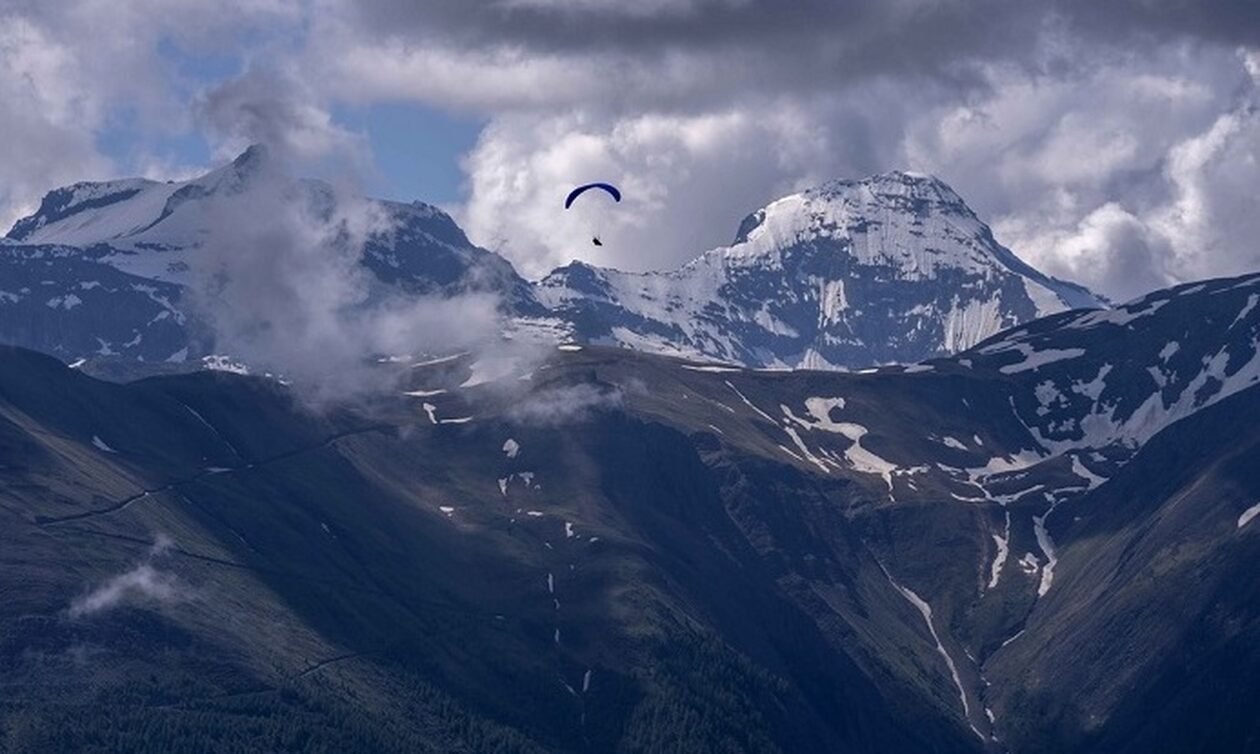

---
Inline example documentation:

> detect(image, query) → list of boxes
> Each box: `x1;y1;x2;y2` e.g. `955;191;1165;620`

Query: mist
69;535;184;618
186;72;509;405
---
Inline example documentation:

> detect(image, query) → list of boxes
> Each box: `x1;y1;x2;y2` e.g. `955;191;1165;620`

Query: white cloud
965;49;1260;301
69;535;184;617
4;0;1259;305
0;15;113;230
69;564;183;617
300;1;1260;299
198;68;369;170
450;43;1260;301
0;0;296;227
459;104;872;277
183;147;504;402
507;382;624;425
998;203;1174;303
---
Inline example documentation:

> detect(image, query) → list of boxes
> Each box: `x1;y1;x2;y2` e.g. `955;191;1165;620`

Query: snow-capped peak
542;171;1105;369
3;158;1104;374
719;171;1060;289
6;144;273;249
735;171;970;244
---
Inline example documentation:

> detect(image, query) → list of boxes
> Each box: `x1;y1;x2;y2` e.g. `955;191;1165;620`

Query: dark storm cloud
343;0;1260;87
349;0;1257;299
5;0;1258;305
1060;0;1260;48
342;0;1030;102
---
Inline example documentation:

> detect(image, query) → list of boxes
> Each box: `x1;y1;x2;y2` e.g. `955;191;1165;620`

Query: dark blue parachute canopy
564;182;621;209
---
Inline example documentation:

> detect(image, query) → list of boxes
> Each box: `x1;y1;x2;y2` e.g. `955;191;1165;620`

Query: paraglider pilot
564;182;621;248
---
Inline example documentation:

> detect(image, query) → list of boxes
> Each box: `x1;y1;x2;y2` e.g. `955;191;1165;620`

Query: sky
2;0;1259;301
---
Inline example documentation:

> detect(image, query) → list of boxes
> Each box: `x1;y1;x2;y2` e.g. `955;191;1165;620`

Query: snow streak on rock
881;565;980;739
989;511;1011;589
1239;502;1260;529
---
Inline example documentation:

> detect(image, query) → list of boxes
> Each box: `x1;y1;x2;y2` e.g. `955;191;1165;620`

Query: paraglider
564;182;621;209
564;183;621;246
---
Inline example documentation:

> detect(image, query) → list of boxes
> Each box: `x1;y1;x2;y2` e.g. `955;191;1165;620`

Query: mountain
538;171;1105;368
1;272;1256;752
3;159;1099;375
0;146;547;372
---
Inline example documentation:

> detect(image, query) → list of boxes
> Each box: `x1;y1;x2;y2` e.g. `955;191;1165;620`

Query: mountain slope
538;171;1104;369
0;272;1256;752
4;162;1099;375
0;347;946;754
1;146;547;370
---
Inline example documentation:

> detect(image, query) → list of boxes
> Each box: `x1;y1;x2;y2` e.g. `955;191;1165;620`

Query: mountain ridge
540;169;1105;369
0;268;1255;752
3;150;1104;375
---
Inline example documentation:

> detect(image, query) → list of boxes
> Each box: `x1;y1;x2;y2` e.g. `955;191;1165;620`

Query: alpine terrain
1;151;1103;376
0;146;548;376
539;171;1104;368
1;269;1258;752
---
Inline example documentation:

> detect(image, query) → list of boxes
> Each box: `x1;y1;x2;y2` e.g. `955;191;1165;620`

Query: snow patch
1233;294;1259;328
1033;504;1059;597
885;569;973;723
202;355;249;375
1071;455;1107;490
988;511;1011;589
782;425;830;473
943;296;1005;353
724;380;776;423
998;344;1087;374
461;355;525;387
411;353;465;367
1239;502;1260;529
999;629;1026;649
1018;552;1040;574
46;294;83;310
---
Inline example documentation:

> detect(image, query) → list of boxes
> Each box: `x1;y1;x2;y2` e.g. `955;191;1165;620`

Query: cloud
174;69;509;403
452;45;1260;300
459;107;852;277
182;146;504;402
1000;203;1176;303
198;68;369;171
507;382;624;425
284;0;1260;300
0;15;113;230
69;535;185;617
0;1;298;226
967;50;1260;300
311;0;1259;111
5;0;1260;304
